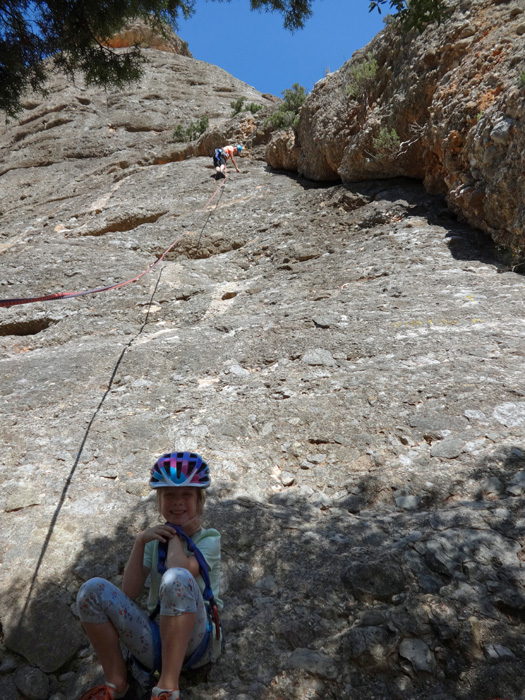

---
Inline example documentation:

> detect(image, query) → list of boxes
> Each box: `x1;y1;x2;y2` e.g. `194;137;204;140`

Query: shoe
78;684;117;700
150;688;180;700
79;677;141;700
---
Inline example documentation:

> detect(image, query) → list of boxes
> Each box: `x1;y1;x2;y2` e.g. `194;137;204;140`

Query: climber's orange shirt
222;145;237;160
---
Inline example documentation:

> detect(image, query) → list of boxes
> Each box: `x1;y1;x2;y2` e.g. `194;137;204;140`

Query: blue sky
178;0;386;97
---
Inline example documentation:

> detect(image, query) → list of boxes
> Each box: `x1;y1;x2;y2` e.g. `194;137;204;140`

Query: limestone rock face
1;48;275;182
292;0;525;251
265;129;300;172
2;33;525;700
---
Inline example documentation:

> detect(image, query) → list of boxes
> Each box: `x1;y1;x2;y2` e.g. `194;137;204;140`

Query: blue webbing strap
183;617;213;669
145;523;221;672
157;523;214;605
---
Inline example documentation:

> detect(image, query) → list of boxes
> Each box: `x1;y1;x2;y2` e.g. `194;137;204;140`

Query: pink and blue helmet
150;451;210;489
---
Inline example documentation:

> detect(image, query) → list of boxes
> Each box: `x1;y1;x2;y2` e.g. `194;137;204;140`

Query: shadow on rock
444;226;504;268
2;459;525;700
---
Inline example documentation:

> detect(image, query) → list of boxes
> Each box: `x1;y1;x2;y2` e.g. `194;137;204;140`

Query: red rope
0;173;227;308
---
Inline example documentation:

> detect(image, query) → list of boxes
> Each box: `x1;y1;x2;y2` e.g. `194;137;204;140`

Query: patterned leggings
77;568;208;671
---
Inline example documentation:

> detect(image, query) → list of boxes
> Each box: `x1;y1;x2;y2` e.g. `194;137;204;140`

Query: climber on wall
213;144;242;178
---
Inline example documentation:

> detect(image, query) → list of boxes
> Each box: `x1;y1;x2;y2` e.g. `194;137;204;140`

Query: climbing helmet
236;144;243;153
150;451;210;489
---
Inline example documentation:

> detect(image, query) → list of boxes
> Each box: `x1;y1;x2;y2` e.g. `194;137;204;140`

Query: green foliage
265;110;299;130
230;97;246;116
250;0;313;30
281;82;308;111
1;1;200;116
172;114;209;142
172;125;187;142
369;0;446;31
264;82;308;132
230;97;263;117
518;72;525;89
373;127;400;157
347;56;378;99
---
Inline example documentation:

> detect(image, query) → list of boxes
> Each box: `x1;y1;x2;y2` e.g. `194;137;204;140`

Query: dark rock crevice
0;317;56;336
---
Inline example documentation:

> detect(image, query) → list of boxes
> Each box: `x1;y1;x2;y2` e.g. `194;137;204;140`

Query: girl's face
159;487;199;528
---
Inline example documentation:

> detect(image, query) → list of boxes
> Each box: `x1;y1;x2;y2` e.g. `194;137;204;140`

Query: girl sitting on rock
77;451;222;700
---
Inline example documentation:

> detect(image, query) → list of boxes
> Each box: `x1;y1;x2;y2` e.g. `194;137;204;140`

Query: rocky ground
1;42;525;700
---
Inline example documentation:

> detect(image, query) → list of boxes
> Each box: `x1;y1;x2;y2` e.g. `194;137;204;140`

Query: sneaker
78;684;117;700
79;677;141;700
150;688;180;700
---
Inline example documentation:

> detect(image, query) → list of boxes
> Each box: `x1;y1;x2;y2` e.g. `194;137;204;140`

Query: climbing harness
128;522;223;682
213;148;226;169
155;523;222;668
0;176;227;308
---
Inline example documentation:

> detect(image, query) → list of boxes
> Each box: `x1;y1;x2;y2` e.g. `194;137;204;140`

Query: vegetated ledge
0;317;56;337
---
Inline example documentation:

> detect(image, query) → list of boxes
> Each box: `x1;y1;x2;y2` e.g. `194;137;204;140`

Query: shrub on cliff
347;56;378;99
370;0;446;31
173;115;209;142
230;97;264;117
372;127;401;158
265;83;308;132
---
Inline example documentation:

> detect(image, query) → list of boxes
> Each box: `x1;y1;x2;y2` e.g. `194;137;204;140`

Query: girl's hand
138;524;176;545
182;515;202;536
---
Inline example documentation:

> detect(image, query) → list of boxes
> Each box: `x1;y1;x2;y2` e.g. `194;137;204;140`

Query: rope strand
0;172;227;308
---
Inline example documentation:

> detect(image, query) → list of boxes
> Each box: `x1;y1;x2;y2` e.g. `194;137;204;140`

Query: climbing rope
0;170;228;308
